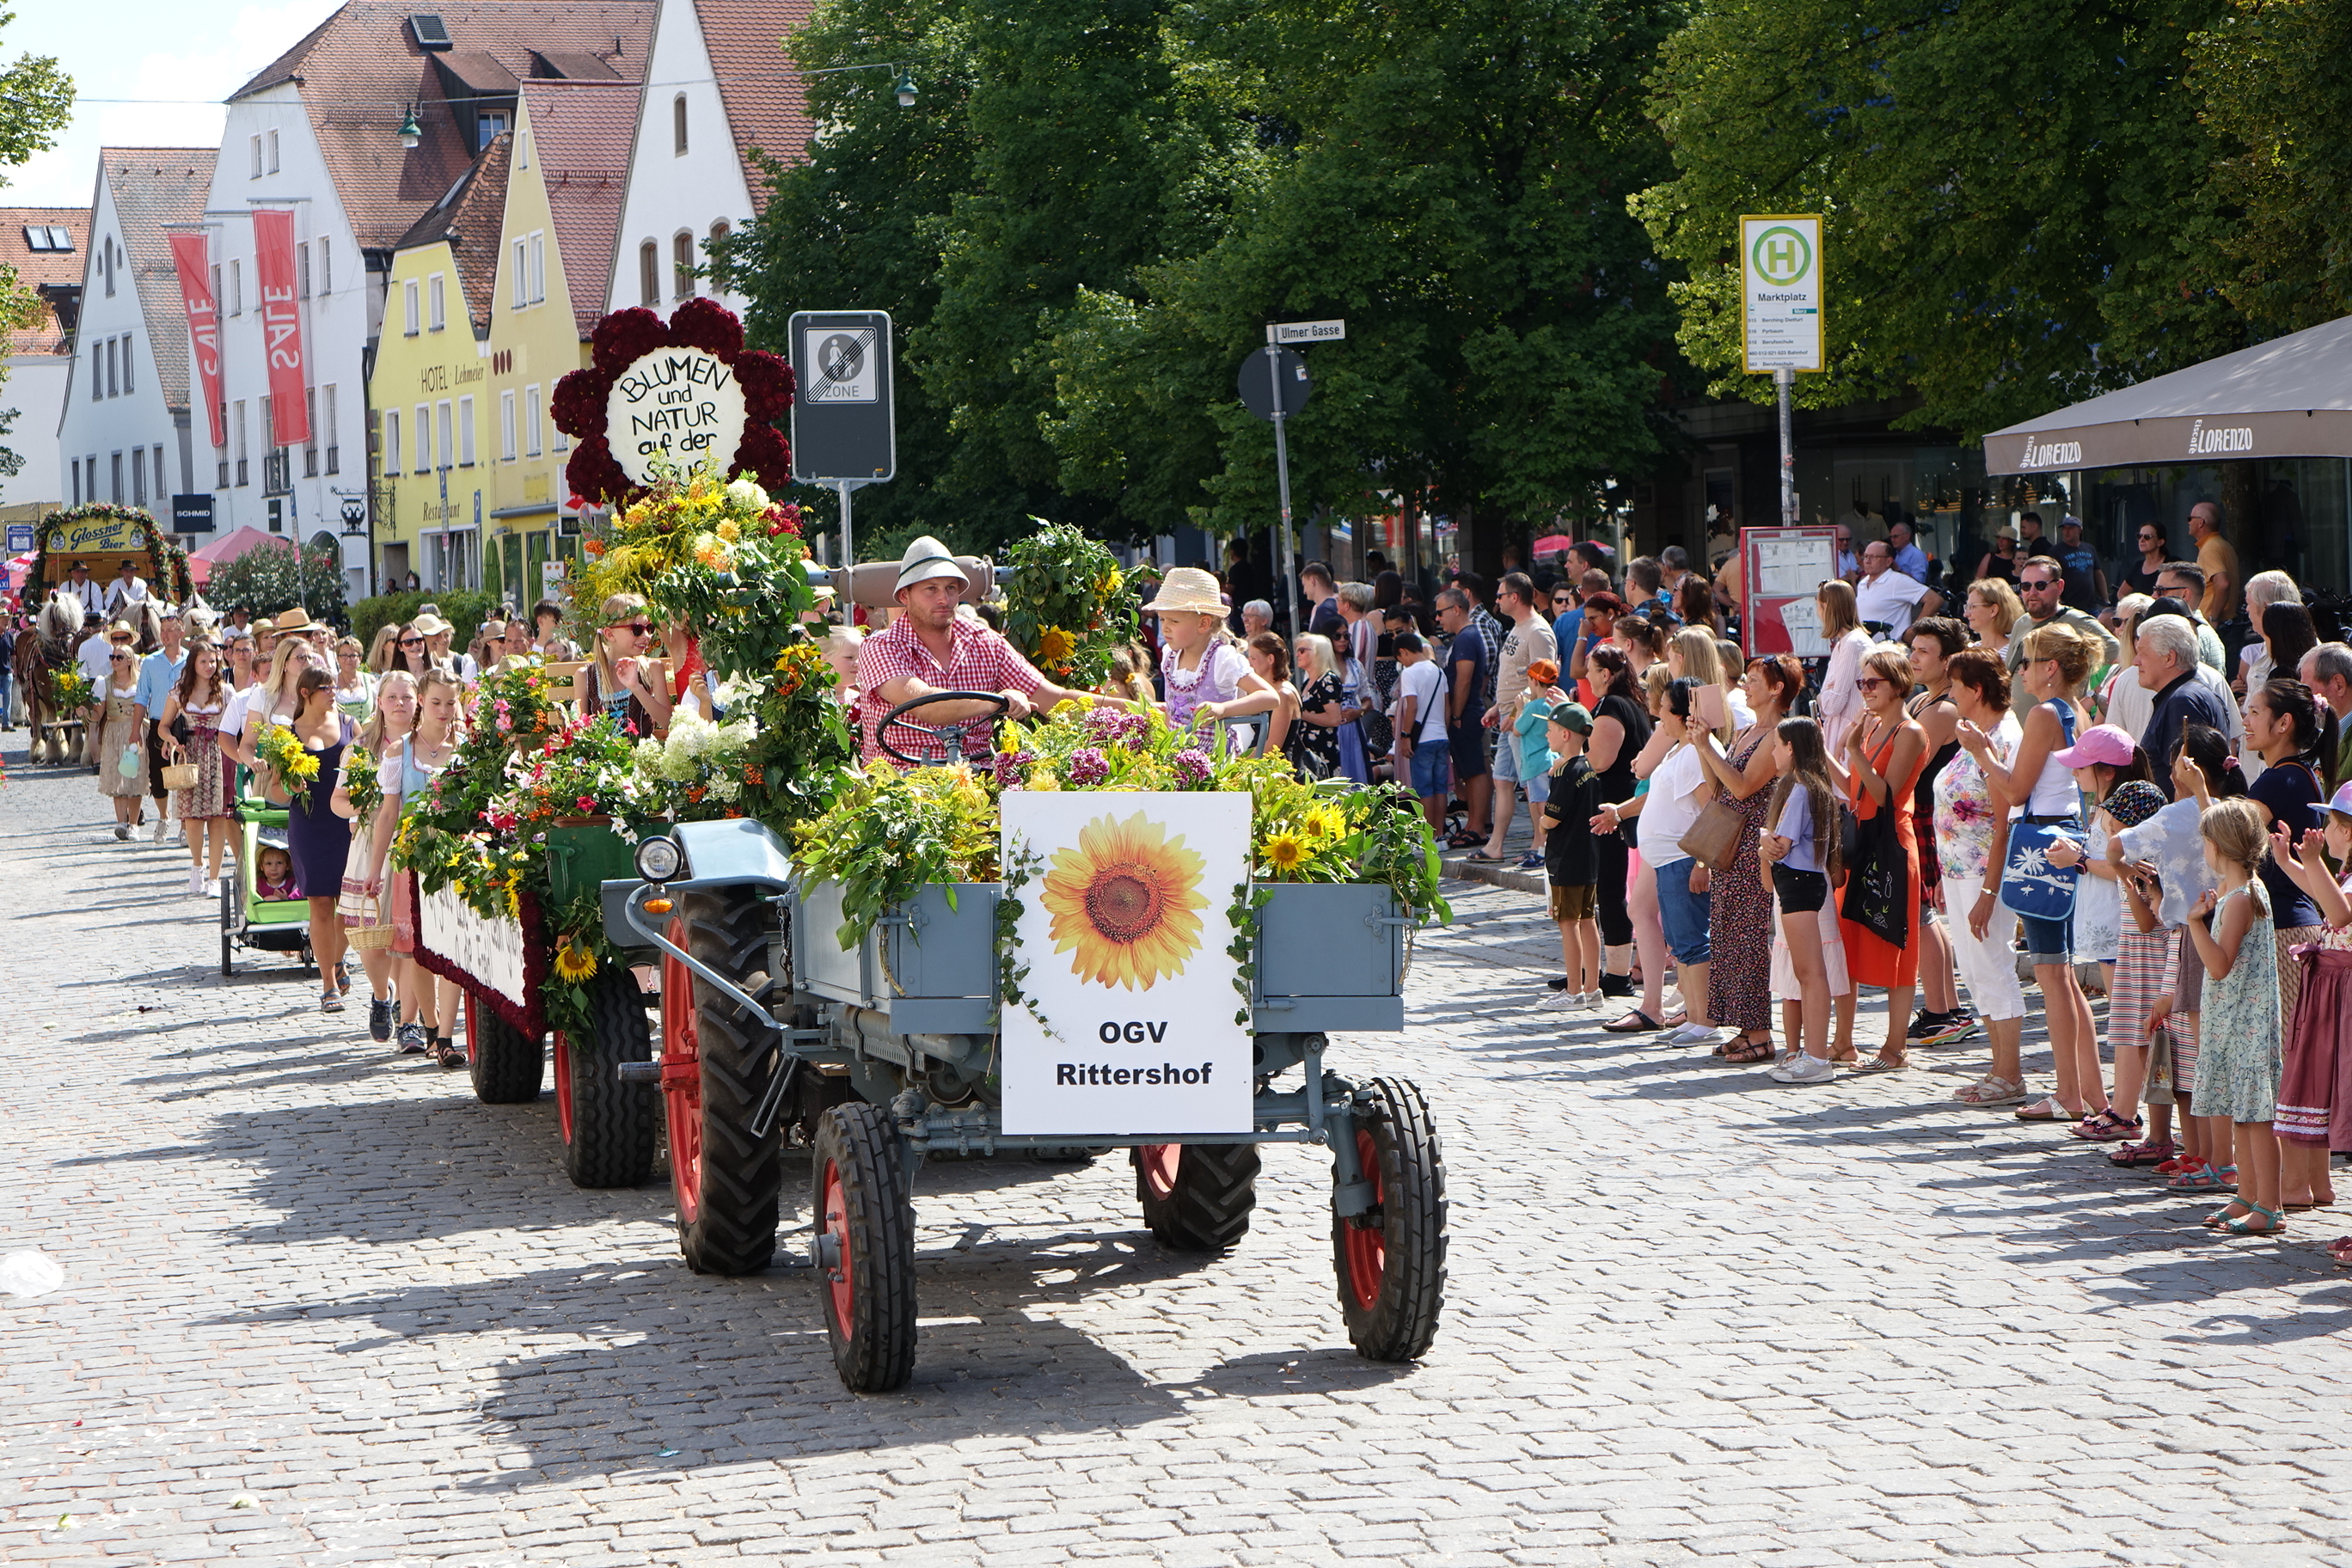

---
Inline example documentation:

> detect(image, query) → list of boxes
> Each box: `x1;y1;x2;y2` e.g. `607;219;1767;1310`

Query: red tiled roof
691;0;818;216
234;0;654;252
519;80;640;338
95;152;219;407
395;131;513;336
3;204;86;353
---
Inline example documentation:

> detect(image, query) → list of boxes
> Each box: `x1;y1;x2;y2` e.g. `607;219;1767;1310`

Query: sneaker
1771;1051;1837;1085
1598;972;1632;999
396;1021;428;1056
1663;1021;1723;1047
186;867;205;897
151;817;168;844
113;824;131;841
1920;1012;1980;1046
1540;989;1588;1012
1575;991;1602;1009
1905;1009;1946;1041
1516;853;1544;872
369;997;395;1043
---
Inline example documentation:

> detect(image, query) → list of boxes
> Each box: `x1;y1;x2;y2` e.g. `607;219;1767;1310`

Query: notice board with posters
998;791;1253;1136
1739;526;1841;659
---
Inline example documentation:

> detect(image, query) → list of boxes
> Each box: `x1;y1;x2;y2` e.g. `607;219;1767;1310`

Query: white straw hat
1139;567;1227;617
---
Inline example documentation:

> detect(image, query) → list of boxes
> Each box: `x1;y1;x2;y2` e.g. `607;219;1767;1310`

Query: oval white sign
606;347;749;483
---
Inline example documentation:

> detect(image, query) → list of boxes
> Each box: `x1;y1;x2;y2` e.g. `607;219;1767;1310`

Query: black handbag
1839;804;1909;947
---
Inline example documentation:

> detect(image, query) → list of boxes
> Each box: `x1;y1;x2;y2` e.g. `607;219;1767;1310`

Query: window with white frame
229;260;242;315
104;337;117;398
429;273;446;331
529;231;544;303
673;230;695;299
512;238;527;308
384;407;401;475
436;400;453;470
318;238;331;296
249;135;262;178
88;340;99;401
323;385;339;474
499;389;517;461
303;388;319;475
403;279;419;336
298;243;311;298
639;241;658;306
416;403;432;472
524;384;542;456
673;93;688;155
266;129;279;173
457;395;475;465
120;335;132;395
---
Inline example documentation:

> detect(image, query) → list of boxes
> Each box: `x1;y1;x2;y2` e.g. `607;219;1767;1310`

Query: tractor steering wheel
877;689;1014;767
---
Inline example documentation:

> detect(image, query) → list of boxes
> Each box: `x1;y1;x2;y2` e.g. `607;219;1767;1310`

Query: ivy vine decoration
1224;880;1271;1033
995;831;1059;1042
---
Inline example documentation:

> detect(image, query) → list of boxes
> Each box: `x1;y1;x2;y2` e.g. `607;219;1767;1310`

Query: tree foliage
1631;0;2253;440
0;9;74;477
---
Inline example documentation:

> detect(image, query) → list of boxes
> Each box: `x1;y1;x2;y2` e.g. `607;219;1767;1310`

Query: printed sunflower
1040;812;1210;991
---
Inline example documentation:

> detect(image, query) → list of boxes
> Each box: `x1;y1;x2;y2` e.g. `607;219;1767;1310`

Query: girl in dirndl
333;670;417;1050
2264;789;2352;1241
359;669;462;1065
162;641;235;896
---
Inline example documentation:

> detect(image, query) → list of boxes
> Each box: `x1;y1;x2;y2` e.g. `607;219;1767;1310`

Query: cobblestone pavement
7;748;2352;1567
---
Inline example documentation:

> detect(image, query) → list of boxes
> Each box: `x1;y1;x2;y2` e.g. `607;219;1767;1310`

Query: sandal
2223;1204;2284;1236
2167;1161;2227;1191
1718;1036;1776;1064
1953;1075;2028;1106
1602;1010;1663;1033
432;1037;466;1070
2068;1109;2143;1142
1853;1055;1910;1075
2108;1138;2177;1167
2013;1096;2076;1122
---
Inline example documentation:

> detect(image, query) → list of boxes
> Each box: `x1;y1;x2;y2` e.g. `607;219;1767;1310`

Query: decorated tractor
598;541;1453;1395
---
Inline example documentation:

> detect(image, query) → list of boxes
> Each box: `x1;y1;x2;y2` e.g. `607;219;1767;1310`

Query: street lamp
803;61;919;108
397;107;421;150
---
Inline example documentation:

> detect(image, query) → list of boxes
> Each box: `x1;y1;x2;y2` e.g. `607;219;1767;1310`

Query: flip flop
2013;1096;2073;1121
1853;1057;1910;1074
1602;1010;1663;1034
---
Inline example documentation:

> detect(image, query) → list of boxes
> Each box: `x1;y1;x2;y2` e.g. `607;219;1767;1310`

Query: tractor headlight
634;836;684;885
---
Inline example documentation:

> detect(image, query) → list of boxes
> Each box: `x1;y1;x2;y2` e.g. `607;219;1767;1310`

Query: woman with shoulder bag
1837;644;1930;1071
1690;653;1802;1063
1959;623;2104;1123
161;641;234;895
1593;663;1727;1043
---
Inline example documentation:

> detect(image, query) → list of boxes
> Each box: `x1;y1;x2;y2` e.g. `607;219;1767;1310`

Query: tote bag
1676;799;1745;871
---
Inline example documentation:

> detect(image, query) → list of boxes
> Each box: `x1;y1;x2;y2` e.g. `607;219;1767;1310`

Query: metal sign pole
1266;332;1296;634
838;480;854;576
1775;367;1797;529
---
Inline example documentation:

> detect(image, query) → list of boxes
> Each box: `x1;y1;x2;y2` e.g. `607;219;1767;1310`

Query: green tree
0;10;75;475
1631;0;2242;439
1045;0;1692;548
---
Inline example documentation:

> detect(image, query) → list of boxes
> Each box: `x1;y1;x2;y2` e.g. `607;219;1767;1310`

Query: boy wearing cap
1540;703;1601;1009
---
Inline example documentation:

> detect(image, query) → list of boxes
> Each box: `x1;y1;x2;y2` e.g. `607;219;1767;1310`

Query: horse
15;590;91;765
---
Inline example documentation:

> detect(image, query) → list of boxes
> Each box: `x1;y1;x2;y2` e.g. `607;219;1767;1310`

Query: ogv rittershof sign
606;347;748;485
1739;214;1824;374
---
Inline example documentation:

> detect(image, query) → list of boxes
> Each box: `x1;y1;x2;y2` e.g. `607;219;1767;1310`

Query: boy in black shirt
1540;703;1601;1010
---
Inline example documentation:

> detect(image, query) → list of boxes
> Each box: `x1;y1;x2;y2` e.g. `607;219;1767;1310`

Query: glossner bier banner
999;791;1253;1136
167;232;225;449
251;207;309;445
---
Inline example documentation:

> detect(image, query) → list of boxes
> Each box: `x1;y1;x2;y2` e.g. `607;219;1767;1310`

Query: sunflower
553;939;598;981
1261;832;1308;875
1040;812;1209;991
1034;626;1077;665
1303;807;1346;842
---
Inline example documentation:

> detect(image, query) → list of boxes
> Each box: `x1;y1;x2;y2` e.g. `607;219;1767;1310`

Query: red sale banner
168;232;225;450
251;207;309;445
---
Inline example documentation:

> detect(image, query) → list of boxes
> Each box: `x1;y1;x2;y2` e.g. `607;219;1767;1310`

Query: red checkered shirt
855;616;1047;762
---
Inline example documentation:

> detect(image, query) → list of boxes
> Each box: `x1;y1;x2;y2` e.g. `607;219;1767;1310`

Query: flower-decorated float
603;529;1455;1394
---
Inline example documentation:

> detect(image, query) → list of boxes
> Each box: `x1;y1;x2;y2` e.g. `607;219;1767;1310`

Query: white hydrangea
725;477;769;510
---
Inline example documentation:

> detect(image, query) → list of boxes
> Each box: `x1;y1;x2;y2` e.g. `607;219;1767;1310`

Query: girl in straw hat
1142;567;1277;739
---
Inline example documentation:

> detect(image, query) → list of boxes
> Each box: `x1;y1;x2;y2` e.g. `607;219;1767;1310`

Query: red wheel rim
1343;1128;1386;1310
659;919;702;1225
463;989;481;1065
1138;1143;1181;1199
554;1031;574;1142
821;1156;854;1332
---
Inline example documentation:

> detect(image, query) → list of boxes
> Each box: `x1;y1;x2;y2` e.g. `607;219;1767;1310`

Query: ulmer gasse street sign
1239;320;1344;631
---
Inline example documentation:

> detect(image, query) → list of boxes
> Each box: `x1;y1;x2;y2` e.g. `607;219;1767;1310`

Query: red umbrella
1531;533;1575;560
191;525;287;567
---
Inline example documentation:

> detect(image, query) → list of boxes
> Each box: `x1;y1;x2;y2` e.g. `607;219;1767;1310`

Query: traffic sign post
1739;215;1823;530
789;309;897;571
1240;320;1340;631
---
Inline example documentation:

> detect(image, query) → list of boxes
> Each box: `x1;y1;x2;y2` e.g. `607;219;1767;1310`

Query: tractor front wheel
1133;1142;1259;1253
812;1101;916;1393
1332;1076;1448;1363
664;891;787;1276
555;966;657;1188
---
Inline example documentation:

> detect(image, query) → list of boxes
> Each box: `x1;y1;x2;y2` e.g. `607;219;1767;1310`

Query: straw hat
893;535;967;595
412;612;453;638
1139;567;1227;617
273;606;315;633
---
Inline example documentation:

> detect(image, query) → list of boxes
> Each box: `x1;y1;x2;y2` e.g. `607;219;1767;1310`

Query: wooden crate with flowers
607;527;1455;1396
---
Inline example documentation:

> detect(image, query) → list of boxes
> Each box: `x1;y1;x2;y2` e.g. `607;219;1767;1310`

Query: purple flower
1171;748;1210;787
1084;706;1148;750
1068;747;1110;787
994;749;1035;786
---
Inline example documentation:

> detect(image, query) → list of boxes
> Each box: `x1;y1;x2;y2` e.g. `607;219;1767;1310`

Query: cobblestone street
8;750;2352;1567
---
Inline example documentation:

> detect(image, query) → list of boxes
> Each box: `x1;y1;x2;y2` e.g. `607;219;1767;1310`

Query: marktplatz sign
1740;214;1824;373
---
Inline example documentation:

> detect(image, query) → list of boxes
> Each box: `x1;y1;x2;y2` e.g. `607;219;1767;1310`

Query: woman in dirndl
2267;787;2352;1233
359;669;463;1065
1691;653;1803;1064
94;640;151;838
334;671;417;1050
161;640;235;896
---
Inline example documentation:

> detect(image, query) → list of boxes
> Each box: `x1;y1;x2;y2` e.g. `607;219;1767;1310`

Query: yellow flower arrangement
1259;831;1308;875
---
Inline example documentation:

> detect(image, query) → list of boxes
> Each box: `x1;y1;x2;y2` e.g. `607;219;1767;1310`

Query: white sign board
1273;318;1345;345
999;792;1253;1136
418;883;529;1010
607;348;748;483
1739;214;1823;373
801;325;881;404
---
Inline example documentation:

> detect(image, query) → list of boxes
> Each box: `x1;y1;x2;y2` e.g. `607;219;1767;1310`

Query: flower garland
34;504;196;606
551;298;794;506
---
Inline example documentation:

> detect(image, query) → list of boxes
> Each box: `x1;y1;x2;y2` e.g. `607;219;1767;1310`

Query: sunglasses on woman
399;636;425;647
610;621;652;636
1855;676;1889;691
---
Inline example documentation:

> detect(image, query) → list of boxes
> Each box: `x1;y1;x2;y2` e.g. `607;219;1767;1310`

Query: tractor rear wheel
1133;1142;1259;1253
555;966;657;1188
465;987;543;1104
812;1101;916;1393
663;891;786;1276
1332;1076;1448;1363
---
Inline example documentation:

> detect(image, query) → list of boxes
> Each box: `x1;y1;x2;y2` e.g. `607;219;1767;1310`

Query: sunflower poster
999;792;1253;1136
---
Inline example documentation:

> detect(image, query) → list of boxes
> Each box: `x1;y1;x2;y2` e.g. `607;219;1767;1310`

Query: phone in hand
1693;682;1728;732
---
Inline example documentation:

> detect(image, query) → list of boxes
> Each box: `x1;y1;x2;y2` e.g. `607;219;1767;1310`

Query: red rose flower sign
552;297;795;505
